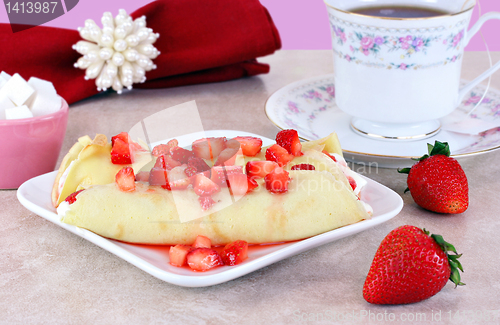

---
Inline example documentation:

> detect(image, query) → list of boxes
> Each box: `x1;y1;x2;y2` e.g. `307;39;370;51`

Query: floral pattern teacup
325;0;500;139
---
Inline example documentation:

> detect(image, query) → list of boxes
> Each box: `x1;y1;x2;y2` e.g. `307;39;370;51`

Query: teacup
324;0;500;140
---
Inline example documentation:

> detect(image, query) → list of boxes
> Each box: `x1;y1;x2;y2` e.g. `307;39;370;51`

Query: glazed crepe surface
60;170;369;245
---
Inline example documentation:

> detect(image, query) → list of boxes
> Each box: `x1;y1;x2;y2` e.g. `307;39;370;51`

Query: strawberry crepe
53;130;371;245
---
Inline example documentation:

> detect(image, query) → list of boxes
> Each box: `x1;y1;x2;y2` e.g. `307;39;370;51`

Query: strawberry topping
169;245;192;267
221;240;249;266
187;157;211;173
111;138;132;165
210;166;244;187
322;150;337;162
291;164;316;171
193;235;212;248
135;171;150;182
264;167;290;194
347;176;357;191
246;160;279;178
276;129;303;156
226;173;250;197
198;196;216;210
193;174;220;196
186;248;224;272
111;132;129;146
183;166;198;177
171;147;195;164
64;189;84;205
167;166;191;190
265;144;294;167
115;167;135;192
192;137;227;161
232;136;263;156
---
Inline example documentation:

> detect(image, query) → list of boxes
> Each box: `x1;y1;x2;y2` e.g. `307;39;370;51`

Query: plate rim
17;130;403;287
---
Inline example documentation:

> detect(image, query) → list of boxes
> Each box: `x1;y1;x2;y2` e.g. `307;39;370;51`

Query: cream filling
56;200;71;220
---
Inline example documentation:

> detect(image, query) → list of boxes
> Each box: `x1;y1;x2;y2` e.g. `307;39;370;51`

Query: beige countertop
2;50;500;324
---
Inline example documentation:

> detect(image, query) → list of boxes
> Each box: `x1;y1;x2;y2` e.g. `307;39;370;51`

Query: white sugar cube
0;94;16;119
0;73;35;106
26;77;61;116
5;105;34;119
0;75;7;89
0;71;11;81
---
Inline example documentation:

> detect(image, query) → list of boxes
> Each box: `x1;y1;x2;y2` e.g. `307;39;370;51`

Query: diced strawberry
347;176;357;191
168;166;191;190
111;132;129;146
184;166;198;177
167;139;179;148
221;240;248;266
214;139;241;166
64;189;84;205
169;244;192;267
186;248;223;272
193;235;212;248
191;139;211;160
149;157;170;189
171;147;195;163
207;137;227;159
149;167;169;189
211;166;244;187
111;138;132;164
151;144;171;157
198;196;216;210
192;137;227;160
276;129;303;156
115;167;135;192
245;160;279;179
226;173;249;197
232;136;263;156
322;150;337;162
193;174;220;196
154;155;181;170
264;167;290;194
247;176;259;192
215;147;241;166
187;157;211;173
265;144;294;167
291;164;316;171
135;171;150;182
152;139;179;157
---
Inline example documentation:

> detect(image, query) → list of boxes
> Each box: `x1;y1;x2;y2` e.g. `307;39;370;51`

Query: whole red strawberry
363;225;464;305
399;141;468;214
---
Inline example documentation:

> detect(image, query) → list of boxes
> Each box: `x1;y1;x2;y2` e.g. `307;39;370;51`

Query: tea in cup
325;0;500;140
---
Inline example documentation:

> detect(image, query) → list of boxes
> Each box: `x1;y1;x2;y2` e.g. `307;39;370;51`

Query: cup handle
458;12;500;103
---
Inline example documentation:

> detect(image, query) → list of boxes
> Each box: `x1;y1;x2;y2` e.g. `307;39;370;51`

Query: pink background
1;0;499;51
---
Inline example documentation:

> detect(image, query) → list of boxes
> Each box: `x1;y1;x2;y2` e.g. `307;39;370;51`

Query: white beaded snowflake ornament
73;9;160;94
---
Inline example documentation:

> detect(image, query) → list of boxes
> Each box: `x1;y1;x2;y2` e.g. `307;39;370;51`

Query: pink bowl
0;98;68;189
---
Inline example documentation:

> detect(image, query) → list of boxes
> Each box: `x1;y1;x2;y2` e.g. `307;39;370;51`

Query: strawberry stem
424;229;465;287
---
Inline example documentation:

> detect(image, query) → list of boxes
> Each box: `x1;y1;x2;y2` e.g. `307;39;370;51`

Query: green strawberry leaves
428;141;451;157
415;141;451;161
424;229;465;287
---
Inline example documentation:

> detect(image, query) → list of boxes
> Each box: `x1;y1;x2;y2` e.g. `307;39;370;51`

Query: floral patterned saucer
265;74;500;168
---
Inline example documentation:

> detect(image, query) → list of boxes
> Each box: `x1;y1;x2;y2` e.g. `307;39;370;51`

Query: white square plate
17;130;403;287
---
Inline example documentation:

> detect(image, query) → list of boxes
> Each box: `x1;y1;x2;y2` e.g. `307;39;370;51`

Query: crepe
58;169;368;245
52;134;151;207
55;132;371;245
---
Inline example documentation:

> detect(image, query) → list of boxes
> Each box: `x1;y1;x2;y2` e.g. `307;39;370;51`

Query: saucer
265;74;500;168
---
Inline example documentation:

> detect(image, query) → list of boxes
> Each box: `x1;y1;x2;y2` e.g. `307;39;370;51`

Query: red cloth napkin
0;0;281;104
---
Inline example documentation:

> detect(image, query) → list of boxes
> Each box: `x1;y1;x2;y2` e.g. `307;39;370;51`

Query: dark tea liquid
352;6;449;18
